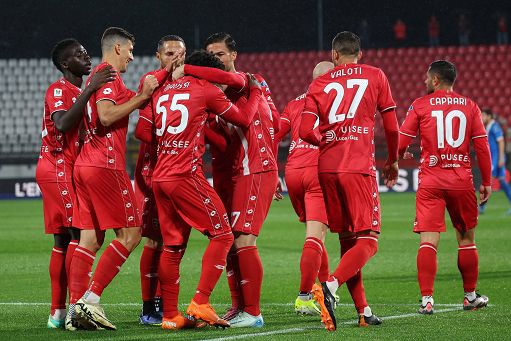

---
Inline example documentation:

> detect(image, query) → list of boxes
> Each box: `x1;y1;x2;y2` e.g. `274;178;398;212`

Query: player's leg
497;173;511;213
65;228;80;283
338;233;381;326
229;171;277;328
166;175;232;328
296;220;325;315
417;232;440;314
74;168;141;330
48;232;71;328
447;189;489;310
139;237;163;325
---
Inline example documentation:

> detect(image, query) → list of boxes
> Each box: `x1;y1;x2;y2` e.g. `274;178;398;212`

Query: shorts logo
103;88;113;95
214;223;221;229
326;130;336;143
61;190;68;195
429;156;438;167
54;89;62;97
128;216;134;222
210;211;216;216
65;203;72;209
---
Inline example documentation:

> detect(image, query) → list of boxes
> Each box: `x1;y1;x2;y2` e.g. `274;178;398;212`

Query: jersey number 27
325;79;368;124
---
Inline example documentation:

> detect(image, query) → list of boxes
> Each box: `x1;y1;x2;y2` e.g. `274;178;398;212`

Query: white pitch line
201;307;462;341
0;302;467;307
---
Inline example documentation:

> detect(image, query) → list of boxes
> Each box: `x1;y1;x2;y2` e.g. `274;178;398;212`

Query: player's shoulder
46;78;72;98
286;93;306;110
140;69;159;81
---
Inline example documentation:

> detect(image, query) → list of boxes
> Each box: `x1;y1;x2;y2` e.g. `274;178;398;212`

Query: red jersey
75;62;136;170
183;65;278;177
139;76;262;180
282;93;319;170
135;70;158;178
399;90;487;190
303;63;396;175
36;78;82;183
225;73;277;176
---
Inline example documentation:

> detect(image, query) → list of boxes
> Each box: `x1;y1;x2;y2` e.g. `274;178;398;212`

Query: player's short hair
157;35;185;51
332;31;361;56
51;38;81;72
185;50;225;70
428;60;457;85
481;108;494;118
204;32;237;52
101;27;135;51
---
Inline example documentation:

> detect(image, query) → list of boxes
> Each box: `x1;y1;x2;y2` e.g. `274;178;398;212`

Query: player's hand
141;75;159;98
401;151;414;160
247;73;261;90
479;185;492;205
165;48;186;73
383;159;399;188
88;65;116;91
273;182;284;201
172;64;185;81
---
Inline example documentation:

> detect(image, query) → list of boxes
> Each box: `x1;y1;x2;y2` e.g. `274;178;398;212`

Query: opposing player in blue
480;108;511;214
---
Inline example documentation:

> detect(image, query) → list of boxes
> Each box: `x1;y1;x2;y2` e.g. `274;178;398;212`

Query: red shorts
152;174;231;246
38;181;75;234
73;166;140;230
319;172;380;234
285;167;328;225
135;174;161;240
230;171;278;236
414;187;478;233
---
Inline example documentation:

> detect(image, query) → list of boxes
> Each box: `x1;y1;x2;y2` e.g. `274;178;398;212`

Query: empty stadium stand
0;45;509;163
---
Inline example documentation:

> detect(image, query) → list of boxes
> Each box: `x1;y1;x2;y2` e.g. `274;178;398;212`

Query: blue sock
498;177;511;204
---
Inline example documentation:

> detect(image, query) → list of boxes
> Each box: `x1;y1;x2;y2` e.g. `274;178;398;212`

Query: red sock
417;242;437;296
194;233;234;305
299;237;323;292
69;246;95;304
457;244;478;292
340;236;367;313
318;241;330;283
159;246;185;318
65;240;79;283
226;249;244;309
140;246;161;301
332;235;378;284
49;247;67;313
88;240;130;297
237;246;263;316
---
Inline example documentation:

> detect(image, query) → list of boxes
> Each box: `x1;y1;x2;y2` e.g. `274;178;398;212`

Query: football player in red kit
135;35;186;326
300;31;399;331
37;39;115;329
135;51;263;330
399;60;491;314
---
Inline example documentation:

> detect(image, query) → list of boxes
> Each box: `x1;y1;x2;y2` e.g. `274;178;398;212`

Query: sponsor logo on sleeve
103;88;113;95
54;88;62;97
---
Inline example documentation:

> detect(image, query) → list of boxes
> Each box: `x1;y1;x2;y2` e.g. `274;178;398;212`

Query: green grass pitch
0;192;510;340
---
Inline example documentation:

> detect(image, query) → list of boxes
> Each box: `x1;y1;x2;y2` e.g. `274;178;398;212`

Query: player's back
151;76;223;180
305;63;395;175
402;90;486;189
284;93;319;170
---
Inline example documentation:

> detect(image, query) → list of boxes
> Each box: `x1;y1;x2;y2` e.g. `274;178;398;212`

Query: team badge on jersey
103;88;113;95
54;88;62;97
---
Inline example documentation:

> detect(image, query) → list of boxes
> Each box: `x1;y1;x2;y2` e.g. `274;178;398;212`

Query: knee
120;232;142;252
233;233;256;249
79;239;102;253
144;237;163;250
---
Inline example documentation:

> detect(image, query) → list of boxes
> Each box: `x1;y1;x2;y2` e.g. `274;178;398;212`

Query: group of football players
37;27;491;333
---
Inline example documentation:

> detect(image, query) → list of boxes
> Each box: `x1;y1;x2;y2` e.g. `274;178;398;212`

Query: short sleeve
46;85;73;116
96;78;120;104
377;69;396;112
204;83;233;116
471;104;488;139
400;102;420;138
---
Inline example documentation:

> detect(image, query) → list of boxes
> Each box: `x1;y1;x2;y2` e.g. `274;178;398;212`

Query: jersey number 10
431;110;467;148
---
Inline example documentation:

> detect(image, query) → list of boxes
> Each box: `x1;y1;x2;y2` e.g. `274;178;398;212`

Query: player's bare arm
53;66;116;132
97;75;158;126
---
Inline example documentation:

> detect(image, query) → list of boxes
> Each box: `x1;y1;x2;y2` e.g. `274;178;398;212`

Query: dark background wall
1;0;509;58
